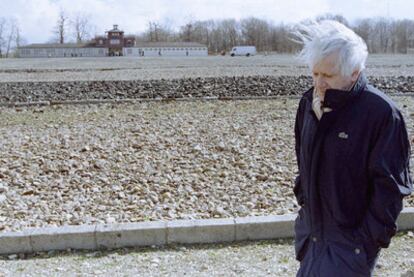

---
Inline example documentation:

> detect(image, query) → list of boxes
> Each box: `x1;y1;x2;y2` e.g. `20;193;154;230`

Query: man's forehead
312;54;341;74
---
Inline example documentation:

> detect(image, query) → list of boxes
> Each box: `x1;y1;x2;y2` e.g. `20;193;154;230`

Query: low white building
18;42;208;58
18;43;108;58
123;42;208;57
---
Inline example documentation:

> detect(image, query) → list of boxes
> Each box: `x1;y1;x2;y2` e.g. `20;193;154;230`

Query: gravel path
0;97;413;233
1;231;413;276
0;54;413;82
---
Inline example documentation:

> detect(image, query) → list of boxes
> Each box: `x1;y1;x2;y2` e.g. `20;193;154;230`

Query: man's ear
351;70;360;82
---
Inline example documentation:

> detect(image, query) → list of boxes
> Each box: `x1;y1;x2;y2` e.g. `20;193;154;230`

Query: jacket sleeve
294;98;305;207
361;108;412;248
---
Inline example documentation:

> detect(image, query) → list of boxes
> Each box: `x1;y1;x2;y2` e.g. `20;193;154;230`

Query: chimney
113;24;118;30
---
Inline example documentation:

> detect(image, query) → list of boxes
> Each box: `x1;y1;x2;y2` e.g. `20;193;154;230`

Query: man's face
312;53;358;97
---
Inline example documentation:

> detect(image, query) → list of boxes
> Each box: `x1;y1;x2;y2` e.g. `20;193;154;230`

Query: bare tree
192;20;212;46
71;14;92;43
13;24;23;57
5;18;18;58
269;23;299;53
187;19;241;54
392;20;410;53
180;22;194;42
178;20;215;51
54;11;68;44
0;17;6;57
144;21;174;42
354;18;414;53
406;21;414;52
354;18;374;52
0;17;24;58
373;17;392;53
241;17;270;51
15;25;21;48
147;21;158;42
220;19;240;50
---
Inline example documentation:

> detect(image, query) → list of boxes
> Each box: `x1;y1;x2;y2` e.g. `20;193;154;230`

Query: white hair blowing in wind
292;20;368;77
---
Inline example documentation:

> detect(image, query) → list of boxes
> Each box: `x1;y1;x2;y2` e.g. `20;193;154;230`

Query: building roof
134;42;207;48
19;43;91;49
106;24;124;33
106;29;124;33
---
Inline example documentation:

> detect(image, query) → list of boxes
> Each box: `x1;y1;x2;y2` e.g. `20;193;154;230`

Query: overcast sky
0;0;412;43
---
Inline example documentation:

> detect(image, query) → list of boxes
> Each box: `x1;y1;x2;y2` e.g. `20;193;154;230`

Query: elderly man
293;20;412;276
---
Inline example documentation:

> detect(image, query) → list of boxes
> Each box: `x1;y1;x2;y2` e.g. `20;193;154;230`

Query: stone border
0;208;413;255
1;93;414;108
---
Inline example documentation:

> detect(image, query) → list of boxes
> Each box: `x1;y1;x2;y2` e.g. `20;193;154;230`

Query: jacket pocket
324;240;370;276
353;223;381;260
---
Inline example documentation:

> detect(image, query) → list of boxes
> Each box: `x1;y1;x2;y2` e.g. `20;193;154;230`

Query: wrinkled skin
312;53;359;100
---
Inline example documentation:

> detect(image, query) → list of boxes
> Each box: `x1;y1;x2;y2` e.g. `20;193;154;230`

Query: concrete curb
1;93;414;108
0;208;413;255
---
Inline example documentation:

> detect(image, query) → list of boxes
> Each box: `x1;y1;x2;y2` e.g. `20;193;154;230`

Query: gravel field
1;55;413;104
0;54;414;82
0;55;413;276
1;231;414;277
0;97;413;232
1;75;414;103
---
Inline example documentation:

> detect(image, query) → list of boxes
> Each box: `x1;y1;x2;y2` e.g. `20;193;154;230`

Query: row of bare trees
4;13;414;57
1;12;94;57
0;17;22;58
139;18;300;53
139;14;414;54
354;18;414;53
52;11;95;44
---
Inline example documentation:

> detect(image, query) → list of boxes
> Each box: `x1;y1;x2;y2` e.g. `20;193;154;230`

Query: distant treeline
1;13;414;58
141;14;414;54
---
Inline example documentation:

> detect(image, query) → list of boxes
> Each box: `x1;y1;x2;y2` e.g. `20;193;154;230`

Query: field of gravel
0;54;413;276
0;54;414;83
2;75;414;104
0;97;413;232
1;55;413;105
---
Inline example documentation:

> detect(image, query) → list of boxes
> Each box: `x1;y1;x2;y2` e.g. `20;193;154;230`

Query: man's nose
314;76;328;90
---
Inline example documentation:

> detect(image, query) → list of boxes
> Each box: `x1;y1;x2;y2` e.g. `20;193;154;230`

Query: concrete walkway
1;208;413;255
1;231;414;277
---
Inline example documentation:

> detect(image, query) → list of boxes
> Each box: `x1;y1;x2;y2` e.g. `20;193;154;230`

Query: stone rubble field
0;97;413;232
1;75;414;103
0;55;413;105
0;54;414;276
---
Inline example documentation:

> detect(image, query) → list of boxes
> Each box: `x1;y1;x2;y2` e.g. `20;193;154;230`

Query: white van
230;46;257;57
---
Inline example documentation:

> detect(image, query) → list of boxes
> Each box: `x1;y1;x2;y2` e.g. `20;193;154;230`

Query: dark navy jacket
294;73;412;261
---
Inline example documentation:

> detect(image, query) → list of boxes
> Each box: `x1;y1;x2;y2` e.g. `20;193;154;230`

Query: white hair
292;20;368;77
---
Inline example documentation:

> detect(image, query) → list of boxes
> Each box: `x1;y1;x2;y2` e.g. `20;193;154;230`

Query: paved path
1;231;413;277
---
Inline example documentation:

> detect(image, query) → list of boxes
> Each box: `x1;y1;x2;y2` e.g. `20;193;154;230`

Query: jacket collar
321;72;367;110
304;72;367;110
